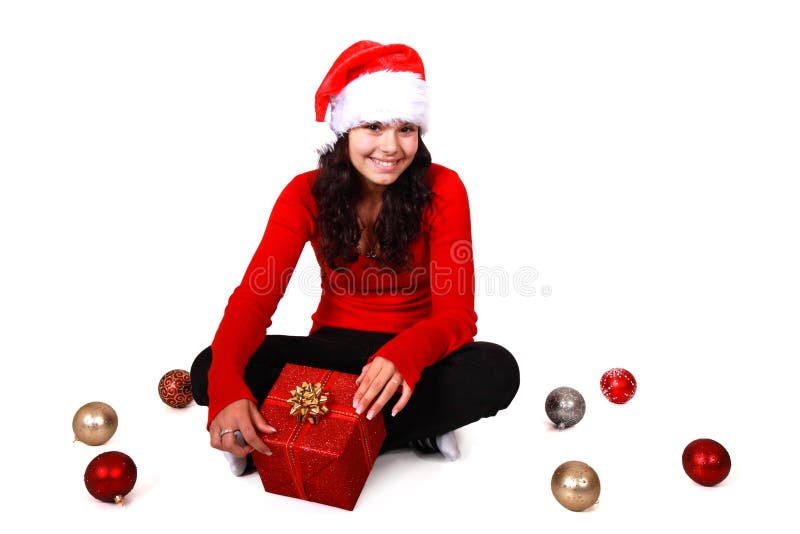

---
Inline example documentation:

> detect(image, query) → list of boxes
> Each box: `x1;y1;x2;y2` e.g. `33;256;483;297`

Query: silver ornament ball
545;386;586;429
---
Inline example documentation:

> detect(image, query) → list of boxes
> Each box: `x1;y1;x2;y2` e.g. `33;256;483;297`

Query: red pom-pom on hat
315;41;429;135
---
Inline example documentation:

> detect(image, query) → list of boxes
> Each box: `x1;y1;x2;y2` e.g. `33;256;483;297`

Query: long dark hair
312;133;433;270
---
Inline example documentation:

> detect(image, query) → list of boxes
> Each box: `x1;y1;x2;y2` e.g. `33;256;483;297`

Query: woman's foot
409;431;460;461
222;431;255;476
223;451;248;476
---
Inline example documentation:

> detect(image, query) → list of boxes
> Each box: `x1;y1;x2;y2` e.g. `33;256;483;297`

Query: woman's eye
364;123;382;131
399;124;418;134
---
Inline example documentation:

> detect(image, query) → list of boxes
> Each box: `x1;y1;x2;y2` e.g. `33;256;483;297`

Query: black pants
191;327;520;452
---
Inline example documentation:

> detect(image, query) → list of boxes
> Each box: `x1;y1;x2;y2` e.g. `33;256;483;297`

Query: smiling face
348;121;419;193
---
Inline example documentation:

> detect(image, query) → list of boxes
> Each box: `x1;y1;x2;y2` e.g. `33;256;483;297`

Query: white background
2;1;798;531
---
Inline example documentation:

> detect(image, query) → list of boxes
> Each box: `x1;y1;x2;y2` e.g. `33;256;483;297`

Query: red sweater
206;163;478;427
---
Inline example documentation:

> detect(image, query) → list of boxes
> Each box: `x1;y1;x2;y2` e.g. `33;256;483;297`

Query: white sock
223;431;248;476
435;431;461;461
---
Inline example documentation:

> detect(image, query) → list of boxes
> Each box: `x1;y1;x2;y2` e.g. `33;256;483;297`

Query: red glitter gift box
252;364;386;510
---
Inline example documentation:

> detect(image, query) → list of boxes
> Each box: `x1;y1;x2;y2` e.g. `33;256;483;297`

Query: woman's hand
208;399;276;457
353;356;412;419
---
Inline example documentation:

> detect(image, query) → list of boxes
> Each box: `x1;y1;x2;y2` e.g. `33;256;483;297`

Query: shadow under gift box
252;364;386;510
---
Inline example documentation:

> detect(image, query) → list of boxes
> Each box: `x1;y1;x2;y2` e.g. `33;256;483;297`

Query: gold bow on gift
286;382;330;424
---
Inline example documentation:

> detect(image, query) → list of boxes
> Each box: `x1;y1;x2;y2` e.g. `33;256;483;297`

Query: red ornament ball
158;369;193;408
600;367;637;404
682;438;731;486
84;451;137;504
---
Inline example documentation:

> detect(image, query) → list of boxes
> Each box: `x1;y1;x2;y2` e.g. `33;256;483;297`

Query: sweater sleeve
206;173;315;428
369;168;478;389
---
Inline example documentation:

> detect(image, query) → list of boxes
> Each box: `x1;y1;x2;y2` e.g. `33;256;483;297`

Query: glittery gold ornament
286;382;329;424
72;401;118;445
551;460;601;511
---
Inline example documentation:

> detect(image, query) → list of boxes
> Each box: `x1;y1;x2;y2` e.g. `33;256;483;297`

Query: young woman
191;40;520;475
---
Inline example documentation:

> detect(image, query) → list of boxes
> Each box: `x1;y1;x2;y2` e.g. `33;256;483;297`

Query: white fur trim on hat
329;70;428;135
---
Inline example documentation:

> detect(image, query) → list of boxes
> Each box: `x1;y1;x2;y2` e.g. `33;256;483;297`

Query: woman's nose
378;130;398;153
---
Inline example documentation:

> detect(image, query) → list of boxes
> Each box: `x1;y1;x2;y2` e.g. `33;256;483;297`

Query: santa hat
315;41;429;137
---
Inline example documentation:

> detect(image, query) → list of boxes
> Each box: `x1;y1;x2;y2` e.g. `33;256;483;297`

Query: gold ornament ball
72;401;118;445
551;460;601;512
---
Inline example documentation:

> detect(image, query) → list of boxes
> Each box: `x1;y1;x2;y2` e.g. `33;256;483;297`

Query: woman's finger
355;364;395;415
210;421;237;451
214;417;252;456
220;428;251;457
355;363;369;387
238;417;272;456
366;375;403;420
209;425;222;450
353;362;382;410
208;399;275;455
391;381;413;417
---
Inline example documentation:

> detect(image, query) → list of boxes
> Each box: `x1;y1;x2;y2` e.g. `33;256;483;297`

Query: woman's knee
472;342;519;382
472;341;520;409
190;346;212;406
440;341;520;413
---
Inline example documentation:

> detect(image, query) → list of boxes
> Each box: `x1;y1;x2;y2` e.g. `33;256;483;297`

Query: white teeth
372;158;396;167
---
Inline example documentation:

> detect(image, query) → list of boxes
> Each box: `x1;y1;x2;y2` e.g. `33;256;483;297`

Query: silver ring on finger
219;428;237;438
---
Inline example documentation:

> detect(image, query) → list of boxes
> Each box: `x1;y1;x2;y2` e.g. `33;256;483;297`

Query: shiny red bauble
84;451;137;504
600;367;637;404
158;369;193;408
682;438;731;486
